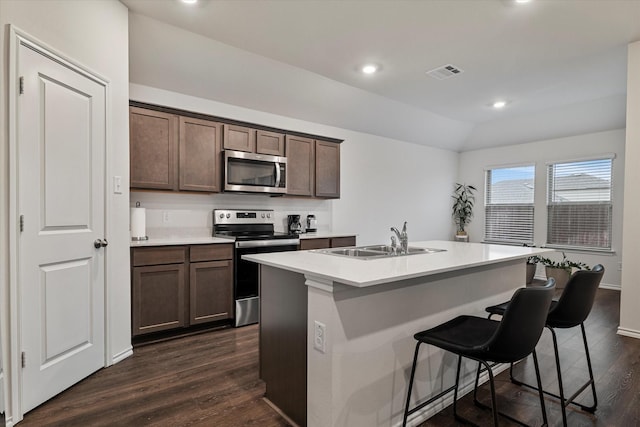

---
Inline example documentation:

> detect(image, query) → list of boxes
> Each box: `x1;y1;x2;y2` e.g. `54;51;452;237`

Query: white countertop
130;236;233;247
242;240;553;287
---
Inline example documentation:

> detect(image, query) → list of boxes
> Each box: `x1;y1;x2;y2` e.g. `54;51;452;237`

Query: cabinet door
179;117;222;192
256;130;285;156
315;141;340;198
223;124;256;152
190;260;233;325
299;238;330;250
130;107;178;190
286;135;315;196
132;263;186;336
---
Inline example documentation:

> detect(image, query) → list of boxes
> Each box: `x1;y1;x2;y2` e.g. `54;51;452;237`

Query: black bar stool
486;264;604;427
402;278;555;427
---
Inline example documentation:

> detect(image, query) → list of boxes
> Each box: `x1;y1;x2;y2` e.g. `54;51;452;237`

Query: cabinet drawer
299;238;330;251
132;246;186;266
331;236;356;248
190;244;234;262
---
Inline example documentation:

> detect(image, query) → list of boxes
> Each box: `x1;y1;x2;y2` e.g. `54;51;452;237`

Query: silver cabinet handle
94;239;108;249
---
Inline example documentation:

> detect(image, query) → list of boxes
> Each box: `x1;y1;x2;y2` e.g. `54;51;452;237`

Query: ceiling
121;0;640;152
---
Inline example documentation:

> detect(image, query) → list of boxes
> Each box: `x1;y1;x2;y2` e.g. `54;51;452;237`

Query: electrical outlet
163;211;170;223
314;320;326;353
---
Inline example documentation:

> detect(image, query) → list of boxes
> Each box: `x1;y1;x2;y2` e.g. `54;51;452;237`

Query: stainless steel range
213;209;299;327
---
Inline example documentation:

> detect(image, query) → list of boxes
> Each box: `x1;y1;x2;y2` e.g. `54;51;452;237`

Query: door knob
94;239;108;249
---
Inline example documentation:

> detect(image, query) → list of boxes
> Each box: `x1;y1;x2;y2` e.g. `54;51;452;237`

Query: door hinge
20;214;24;232
19;76;24;95
21;351;26;368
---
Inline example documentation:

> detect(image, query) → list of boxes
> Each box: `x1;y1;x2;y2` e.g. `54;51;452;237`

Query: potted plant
451;183;477;240
526;255;540;285
537;252;590;288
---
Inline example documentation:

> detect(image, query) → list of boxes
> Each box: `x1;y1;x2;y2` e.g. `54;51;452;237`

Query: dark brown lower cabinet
132;263;186;336
131;244;233;337
190;260;233;325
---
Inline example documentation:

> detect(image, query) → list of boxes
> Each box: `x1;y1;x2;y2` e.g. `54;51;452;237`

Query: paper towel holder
131;201;149;241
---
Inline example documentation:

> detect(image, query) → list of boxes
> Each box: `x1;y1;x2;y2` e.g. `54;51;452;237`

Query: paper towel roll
131;207;147;240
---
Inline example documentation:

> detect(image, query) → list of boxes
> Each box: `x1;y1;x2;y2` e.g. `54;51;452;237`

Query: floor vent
426;64;464;80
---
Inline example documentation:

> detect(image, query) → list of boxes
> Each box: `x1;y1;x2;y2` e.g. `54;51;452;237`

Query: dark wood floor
18;289;640;427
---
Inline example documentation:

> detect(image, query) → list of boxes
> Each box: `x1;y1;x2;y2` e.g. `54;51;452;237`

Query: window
547;158;612;249
485;166;535;244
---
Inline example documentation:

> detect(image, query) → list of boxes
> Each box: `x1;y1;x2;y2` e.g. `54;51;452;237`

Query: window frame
484;164;536;246
545;156;614;251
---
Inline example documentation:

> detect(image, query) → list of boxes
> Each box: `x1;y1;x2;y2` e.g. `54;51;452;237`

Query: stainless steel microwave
224;150;287;194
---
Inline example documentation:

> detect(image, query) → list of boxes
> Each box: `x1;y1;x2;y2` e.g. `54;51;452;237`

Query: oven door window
227;157;276;187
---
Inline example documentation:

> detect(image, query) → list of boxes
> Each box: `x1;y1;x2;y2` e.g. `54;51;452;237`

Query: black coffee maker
287;214;302;234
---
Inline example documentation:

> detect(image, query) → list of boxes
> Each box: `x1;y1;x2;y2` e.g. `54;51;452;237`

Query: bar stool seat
403;278;555;427
486;264;604;427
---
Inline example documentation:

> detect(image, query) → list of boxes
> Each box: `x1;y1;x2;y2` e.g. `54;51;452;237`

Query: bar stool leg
452;355;465;424
550;327;569;427
532;349;548;426
581;323;598;412
402;342;422;427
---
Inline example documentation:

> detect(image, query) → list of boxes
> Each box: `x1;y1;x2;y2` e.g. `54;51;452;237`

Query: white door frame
6;26;112;425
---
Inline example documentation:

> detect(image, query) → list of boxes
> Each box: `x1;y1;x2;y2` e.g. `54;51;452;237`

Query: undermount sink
316;245;446;260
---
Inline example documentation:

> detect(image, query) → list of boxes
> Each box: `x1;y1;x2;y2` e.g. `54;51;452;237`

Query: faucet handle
401;221;407;234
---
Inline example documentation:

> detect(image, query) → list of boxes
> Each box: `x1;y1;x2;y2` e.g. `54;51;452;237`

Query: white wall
459;129;626;288
620;41;640;338
0;0;131;421
130;84;459;244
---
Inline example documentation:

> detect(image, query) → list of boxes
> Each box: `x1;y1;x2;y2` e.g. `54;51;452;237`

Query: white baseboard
111;346;133;365
0;370;4;414
617;327;640;340
599;282;621;291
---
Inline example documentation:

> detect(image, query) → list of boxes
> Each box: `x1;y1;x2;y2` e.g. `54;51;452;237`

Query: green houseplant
451;183;477;239
537;252;590;288
526;255;540;285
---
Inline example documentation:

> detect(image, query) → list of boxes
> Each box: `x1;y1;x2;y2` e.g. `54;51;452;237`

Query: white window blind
547;158;612;249
485;166;535;244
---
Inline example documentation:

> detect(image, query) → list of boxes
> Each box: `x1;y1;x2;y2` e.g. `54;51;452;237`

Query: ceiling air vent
426;64;464;80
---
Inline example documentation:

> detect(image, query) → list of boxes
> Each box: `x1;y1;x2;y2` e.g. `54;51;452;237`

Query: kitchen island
243;241;552;427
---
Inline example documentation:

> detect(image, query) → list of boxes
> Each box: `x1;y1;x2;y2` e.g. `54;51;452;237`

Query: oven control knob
219;213;224;219
226;213;231;218
261;213;265;218
267;213;271;218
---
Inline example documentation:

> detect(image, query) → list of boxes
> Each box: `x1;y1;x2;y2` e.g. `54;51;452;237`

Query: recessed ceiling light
181;0;198;4
515;0;532;3
493;101;507;109
361;64;379;75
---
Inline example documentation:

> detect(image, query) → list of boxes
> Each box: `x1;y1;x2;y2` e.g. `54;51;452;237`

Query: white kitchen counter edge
130;236;234;247
243;240;554;288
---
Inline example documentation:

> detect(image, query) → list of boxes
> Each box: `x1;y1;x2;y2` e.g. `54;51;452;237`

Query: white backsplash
131;191;333;238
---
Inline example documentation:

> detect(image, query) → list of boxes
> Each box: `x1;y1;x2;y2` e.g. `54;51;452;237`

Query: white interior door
17;42;106;413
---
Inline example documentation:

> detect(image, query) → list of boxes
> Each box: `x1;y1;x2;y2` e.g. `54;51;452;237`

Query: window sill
542;244;616;255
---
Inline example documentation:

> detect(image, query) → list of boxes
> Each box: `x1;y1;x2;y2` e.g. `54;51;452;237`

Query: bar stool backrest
486;279;556;362
547;264;605;329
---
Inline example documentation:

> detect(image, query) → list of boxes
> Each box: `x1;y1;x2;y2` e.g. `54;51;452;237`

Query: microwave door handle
275;162;281;187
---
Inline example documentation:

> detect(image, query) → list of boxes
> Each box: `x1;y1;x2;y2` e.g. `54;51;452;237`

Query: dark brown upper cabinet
256;130;285;156
285;135;315;196
179;117;222;192
130;107;179;190
223;124;256;152
315;141;340;199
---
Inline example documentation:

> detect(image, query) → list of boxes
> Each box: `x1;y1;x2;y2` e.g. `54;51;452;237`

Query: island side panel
306;259;524;427
260;265;308;426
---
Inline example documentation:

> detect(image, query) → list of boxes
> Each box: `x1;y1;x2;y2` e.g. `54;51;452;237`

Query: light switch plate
314;320;326;353
113;176;122;194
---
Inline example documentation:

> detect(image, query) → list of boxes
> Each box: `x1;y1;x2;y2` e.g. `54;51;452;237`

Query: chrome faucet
390;222;408;254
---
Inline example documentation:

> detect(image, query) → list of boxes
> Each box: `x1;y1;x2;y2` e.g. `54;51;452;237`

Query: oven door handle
236;239;300;248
